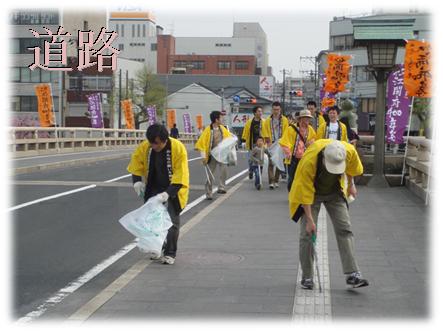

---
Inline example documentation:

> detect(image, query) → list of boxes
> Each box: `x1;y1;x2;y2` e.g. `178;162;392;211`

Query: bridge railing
8;127;199;157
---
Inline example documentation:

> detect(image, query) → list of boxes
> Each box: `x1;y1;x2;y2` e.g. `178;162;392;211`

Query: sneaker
256;184;262;190
274;182;279;188
217;189;227;194
269;184;275;190
281;173;287;180
346;272;369;288
162;256;175;265
150;253;162;260
249;172;253;180
301;278;314;290
206;195;213;200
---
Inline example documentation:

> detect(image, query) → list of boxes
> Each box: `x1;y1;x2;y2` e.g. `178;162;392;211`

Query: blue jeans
251;165;263;187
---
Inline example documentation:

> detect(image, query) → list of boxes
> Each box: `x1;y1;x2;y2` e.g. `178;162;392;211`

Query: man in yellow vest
241;105;270;179
128;124;190;265
195;111;232;200
316;105;348;142
289;139;368;289
263;101;289;189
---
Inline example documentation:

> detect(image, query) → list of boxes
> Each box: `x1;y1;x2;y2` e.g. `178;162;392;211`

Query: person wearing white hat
288;139;369;290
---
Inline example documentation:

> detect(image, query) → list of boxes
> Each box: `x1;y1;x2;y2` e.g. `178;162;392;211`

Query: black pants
287;158;300;192
145;193;181;258
164;199;180;258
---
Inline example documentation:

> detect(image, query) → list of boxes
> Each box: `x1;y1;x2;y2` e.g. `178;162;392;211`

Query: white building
233;22;270;75
166;83;229;133
108;11;157;66
175;37;256;56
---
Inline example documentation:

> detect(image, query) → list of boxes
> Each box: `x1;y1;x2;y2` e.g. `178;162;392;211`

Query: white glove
133;181;145;198
241;142;246;149
155;192;169;203
200;151;207;165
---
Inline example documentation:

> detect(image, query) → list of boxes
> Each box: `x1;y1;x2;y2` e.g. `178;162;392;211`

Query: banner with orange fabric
321;97;336;110
166;109;176;129
196;114;203;130
35;84;55;127
404;40;431;98
122;99;135;129
324;54;351;94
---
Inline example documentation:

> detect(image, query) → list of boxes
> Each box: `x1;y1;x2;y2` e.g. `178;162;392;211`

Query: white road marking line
292;207;332;320
67;178;246;322
16;167;248;322
12;150;134;161
9;156;202;211
7;185;97;212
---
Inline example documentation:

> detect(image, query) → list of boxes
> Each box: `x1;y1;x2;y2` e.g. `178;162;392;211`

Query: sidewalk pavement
66;178;429;321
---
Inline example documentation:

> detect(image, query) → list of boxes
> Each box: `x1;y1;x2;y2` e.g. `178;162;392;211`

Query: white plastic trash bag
211;136;238;166
263;153;269;183
119;197;172;256
269;142;286;172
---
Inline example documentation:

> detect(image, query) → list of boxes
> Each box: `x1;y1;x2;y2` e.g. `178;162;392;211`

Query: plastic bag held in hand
268;142;286;172
210;136;238;166
119;197;173;256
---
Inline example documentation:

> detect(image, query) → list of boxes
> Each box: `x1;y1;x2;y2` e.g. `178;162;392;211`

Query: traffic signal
245;97;257;103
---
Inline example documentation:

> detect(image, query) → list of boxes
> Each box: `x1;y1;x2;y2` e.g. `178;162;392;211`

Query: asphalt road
11;148;249;318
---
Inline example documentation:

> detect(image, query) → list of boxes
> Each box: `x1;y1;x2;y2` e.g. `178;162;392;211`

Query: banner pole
401;96;415;185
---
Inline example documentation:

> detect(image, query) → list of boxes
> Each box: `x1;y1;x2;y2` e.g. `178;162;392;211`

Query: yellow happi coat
263;114;289;143
316;121;348;142
194;124;232;163
279;124;317;165
241;117;270;150
127;138;190;210
288;139;363;222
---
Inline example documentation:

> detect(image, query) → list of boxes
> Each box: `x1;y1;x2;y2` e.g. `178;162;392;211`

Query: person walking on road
170;123;179;139
263;101;289;190
307;100;326;131
241;105;270;180
249;137;269;190
289;139;369;289
195;111;232;200
128;124;190;265
279;110;317;192
316;105;348;142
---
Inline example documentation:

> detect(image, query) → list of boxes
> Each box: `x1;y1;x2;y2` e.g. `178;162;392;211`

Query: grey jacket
249;146;270;166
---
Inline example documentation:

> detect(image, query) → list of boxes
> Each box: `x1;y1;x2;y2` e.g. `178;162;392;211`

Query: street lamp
352;19;414;187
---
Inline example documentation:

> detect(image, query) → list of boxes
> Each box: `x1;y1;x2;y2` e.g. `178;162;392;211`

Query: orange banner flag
122;99;135;129
404;40;431;98
35;84;54;127
196;114;203;130
324;54;351;94
166;109;176;129
321;97;336;109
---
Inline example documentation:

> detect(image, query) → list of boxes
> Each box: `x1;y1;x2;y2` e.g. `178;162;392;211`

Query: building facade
168;55;256;75
10;10;61;126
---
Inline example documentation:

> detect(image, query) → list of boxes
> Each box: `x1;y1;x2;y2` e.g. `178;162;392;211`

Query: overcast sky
152;8;374;82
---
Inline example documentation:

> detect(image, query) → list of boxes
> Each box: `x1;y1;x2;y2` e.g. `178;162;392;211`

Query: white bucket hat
324;141;346;174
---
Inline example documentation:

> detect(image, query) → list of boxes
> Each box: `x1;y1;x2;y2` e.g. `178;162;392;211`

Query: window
151;43;157;51
11;68;20;82
217;61;231;70
11;39;20;54
235;61;249;70
143;24;146;37
332;34;354;50
121;25;124;37
41;70;51;83
132;24;135;37
191;61;205;69
11;96;20;112
361;98;376;113
82;77;97;90
174;61;188;68
20;67;31;82
119;43;124;51
30;68;40;82
115;24;119;35
20;96;38;112
137;24;140;37
10;11;59;25
97;77;112;90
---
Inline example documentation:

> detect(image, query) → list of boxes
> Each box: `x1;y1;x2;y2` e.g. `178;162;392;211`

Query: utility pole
280;69;291;115
118;69;122;129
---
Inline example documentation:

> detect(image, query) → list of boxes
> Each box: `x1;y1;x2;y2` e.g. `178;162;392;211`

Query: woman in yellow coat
279;110;317;191
127;124;189;265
